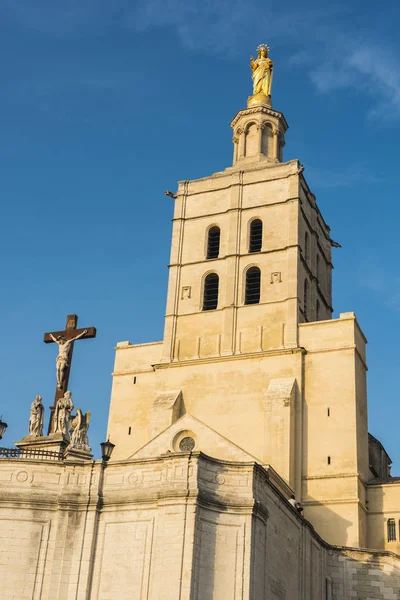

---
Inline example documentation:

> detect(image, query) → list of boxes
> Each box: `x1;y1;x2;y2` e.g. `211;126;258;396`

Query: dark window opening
245;267;261;305
249;219;263;253
133;376;137;384
388;519;396;542
327;456;331;465
203;273;219;311
316;299;320;321
304;279;309;320
207;226;220;259
128;427;131;435
305;231;309;261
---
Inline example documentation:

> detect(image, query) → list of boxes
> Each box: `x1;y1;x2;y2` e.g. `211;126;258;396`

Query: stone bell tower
109;44;367;551
160;43;333;364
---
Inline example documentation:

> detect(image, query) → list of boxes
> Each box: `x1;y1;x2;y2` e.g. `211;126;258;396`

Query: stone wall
0;453;398;599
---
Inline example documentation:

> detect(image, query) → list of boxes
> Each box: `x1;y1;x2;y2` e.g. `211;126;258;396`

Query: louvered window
304;279;309;320
388;519;396;542
245;267;261;304
249;219;263;253
203;273;219;311
207;227;220;259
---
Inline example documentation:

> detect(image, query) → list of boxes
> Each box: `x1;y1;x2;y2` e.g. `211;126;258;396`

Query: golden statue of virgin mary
249;44;273;106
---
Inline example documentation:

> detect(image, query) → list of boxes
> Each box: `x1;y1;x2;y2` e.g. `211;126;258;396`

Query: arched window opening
245;123;258;157
388;519;396;542
245;267;261;305
278;134;284;162
305;231;309;261
261;124;272;156
316;299;320;321
207;226;220;259
249;219;263;253
304;279;309;321
203;273;219;311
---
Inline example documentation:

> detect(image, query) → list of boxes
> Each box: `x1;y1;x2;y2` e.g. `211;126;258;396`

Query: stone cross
44;314;96;433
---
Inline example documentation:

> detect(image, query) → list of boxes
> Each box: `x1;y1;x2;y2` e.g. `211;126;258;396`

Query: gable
130;413;260;463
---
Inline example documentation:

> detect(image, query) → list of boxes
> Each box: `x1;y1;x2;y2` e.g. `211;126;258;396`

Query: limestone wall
109;310;368;550
367;480;400;556
0;453;399;600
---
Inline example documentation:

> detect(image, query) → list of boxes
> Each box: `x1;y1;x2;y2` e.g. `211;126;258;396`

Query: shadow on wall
302;498;353;548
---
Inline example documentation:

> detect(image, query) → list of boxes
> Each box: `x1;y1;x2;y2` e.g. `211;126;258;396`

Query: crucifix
44;314;96;434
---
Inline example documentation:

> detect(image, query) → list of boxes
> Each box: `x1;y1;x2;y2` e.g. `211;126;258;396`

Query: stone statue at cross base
28;395;44;436
54;391;74;436
68;409;91;452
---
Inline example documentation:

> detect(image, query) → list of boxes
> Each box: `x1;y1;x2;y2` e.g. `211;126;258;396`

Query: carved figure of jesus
49;330;87;388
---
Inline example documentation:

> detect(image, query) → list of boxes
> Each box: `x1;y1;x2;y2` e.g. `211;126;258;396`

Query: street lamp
0;417;8;440
100;439;115;462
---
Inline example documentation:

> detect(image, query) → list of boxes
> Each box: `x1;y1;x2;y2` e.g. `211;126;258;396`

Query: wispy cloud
2;1;400;120
309;42;400;121
0;0;116;36
306;166;381;189
130;1;400;120
361;270;400;313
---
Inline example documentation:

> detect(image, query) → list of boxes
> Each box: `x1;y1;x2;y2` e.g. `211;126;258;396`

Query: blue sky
1;0;400;468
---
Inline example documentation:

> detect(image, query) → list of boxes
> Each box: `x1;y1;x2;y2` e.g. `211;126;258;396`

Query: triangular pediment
130;413;260;462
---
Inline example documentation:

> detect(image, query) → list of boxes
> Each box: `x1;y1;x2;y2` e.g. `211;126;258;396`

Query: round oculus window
179;436;196;452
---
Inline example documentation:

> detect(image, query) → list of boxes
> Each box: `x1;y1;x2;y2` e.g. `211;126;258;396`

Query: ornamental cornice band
230;106;288;130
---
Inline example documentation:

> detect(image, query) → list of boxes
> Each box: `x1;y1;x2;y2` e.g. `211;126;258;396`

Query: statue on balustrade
69;408;91;452
54;391;74;436
28;395;44;437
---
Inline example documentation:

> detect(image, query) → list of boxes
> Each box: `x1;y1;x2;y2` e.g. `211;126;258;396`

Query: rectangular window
327;456;331;465
128;426;131;435
133;376;137;384
327;407;330;417
388;519;396;542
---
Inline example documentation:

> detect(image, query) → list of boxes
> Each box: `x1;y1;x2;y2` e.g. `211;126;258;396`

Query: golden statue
249;44;273;106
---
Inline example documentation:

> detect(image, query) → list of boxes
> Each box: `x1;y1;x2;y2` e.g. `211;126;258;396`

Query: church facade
0;46;399;599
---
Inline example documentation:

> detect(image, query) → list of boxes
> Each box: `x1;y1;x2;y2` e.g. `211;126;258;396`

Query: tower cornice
230;105;289;132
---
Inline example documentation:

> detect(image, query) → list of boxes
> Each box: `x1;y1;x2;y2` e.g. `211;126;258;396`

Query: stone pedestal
247;92;271;107
64;446;93;462
15;432;70;455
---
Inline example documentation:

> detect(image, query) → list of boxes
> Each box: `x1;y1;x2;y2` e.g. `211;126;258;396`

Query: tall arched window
206;226;220;259
304;279;309;320
387;519;396;542
203;273;219;311
245;123;258;156
316;299;320;321
245;267;261;304
305;231;309;261
249;219;263;253
261;124;273;156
